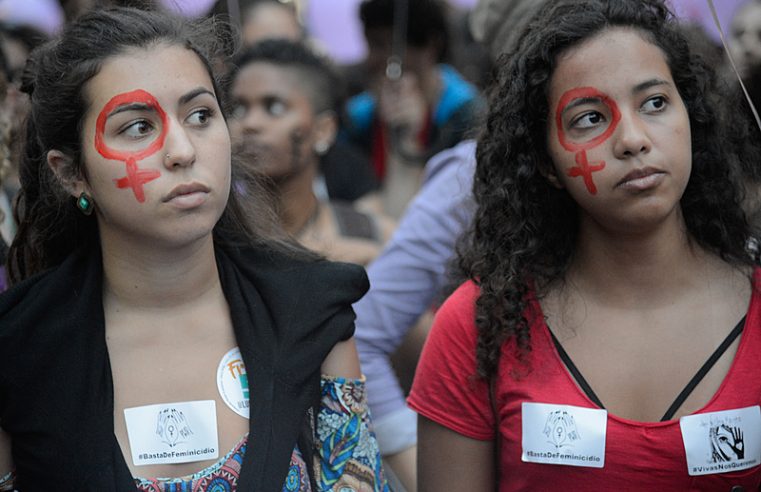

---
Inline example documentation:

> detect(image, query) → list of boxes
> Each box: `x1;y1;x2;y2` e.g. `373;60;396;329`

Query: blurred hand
378;73;427;153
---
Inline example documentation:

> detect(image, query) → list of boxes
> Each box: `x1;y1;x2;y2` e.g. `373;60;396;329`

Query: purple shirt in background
354;140;476;455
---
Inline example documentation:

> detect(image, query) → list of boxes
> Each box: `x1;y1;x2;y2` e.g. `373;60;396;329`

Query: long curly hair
460;0;758;379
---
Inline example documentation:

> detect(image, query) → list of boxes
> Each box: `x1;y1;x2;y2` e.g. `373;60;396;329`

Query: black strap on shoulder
660;316;746;422
549;328;605;409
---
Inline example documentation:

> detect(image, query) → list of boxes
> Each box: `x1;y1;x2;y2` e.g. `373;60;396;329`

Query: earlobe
47;149;86;198
313;111;338;155
546;170;565;190
540;164;565;190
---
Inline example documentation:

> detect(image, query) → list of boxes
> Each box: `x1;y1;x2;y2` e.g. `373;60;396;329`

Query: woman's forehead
549;28;672;98
84;44;213;112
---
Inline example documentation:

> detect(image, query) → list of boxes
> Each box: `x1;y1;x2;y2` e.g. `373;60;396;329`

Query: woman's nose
163;123;196;169
612;111;652;159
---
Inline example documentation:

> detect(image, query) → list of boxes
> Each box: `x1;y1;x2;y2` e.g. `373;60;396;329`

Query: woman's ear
539;162;565;190
47;150;87;197
545;169;565;189
313;111;338;155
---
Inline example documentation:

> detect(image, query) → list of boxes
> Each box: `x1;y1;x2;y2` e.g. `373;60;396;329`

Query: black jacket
0;243;369;491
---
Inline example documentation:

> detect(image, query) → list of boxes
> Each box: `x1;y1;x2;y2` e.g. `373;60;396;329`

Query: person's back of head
359;0;449;56
469;0;547;61
240;0;303;46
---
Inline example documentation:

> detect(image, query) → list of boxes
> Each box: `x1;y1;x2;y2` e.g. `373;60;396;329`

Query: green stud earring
76;192;94;216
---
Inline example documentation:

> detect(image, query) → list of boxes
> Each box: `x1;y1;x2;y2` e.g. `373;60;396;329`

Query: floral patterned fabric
133;376;388;492
0;470;15;491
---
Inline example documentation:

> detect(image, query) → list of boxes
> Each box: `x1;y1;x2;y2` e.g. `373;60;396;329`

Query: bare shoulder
704;258;754;310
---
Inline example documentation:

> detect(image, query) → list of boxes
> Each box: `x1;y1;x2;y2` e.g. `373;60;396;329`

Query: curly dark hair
7;7;309;286
460;0;757;379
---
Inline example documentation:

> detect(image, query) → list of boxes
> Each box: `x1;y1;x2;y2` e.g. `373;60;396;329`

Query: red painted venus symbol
94;89;168;203
555;87;621;195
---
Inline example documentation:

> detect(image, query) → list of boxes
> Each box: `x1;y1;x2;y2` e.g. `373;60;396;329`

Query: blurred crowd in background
0;0;760;489
0;0;758;253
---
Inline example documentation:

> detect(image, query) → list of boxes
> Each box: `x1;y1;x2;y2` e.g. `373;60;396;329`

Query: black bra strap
660;316;746;422
549;328;605;409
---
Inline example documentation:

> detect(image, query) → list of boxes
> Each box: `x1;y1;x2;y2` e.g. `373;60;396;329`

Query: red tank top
409;273;761;491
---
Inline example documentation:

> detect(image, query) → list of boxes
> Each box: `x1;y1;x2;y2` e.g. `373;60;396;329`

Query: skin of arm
418;416;494;492
320;337;362;379
0;428;12;487
383;445;416;491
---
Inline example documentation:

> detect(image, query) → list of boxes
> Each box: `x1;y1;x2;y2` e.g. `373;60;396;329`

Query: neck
100;231;221;311
275;164;319;235
566;209;711;305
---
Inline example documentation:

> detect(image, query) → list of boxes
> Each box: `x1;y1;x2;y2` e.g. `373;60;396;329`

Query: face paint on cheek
94;89;168;203
288;129;307;174
555;87;621;195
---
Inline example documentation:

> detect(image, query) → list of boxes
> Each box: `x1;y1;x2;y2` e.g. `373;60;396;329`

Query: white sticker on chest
521;402;607;468
680;405;761;476
216;346;250;418
124;400;219;466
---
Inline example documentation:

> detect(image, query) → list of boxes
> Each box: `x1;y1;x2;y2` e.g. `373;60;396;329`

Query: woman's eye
642;96;667;113
187;108;214;126
571;111;604;130
267;100;286;116
122;120;154;138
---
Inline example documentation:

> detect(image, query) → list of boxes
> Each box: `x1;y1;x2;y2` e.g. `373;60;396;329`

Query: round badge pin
216;347;250;418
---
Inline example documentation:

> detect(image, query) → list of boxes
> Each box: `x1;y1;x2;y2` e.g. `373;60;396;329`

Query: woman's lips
162;182;210;208
616;168;665;191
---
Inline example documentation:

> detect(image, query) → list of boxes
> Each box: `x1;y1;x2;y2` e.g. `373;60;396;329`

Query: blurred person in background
239;0;303;46
228;39;394;266
343;0;483;218
0;45;9;292
0;22;49;252
729;0;761;106
235;0;381;205
729;0;761;81
727;0;761;232
352;0;545;489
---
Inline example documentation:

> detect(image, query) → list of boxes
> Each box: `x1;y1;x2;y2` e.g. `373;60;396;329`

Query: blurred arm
353;140;477;455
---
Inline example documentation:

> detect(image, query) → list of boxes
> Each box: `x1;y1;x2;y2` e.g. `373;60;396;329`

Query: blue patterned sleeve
315;376;389;492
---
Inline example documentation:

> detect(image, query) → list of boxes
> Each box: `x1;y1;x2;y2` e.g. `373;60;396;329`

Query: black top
0;242;369;491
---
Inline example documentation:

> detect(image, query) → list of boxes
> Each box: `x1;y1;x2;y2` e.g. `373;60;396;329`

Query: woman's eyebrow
179;87;215;105
107;102;153;118
632;78;671;94
561;97;602;117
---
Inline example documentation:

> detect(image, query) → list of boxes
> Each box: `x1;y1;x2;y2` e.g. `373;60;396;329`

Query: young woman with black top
0;8;387;491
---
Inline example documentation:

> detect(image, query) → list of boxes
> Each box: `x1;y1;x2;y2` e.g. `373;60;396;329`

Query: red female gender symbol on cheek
94;89;168;203
555;87;621;195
